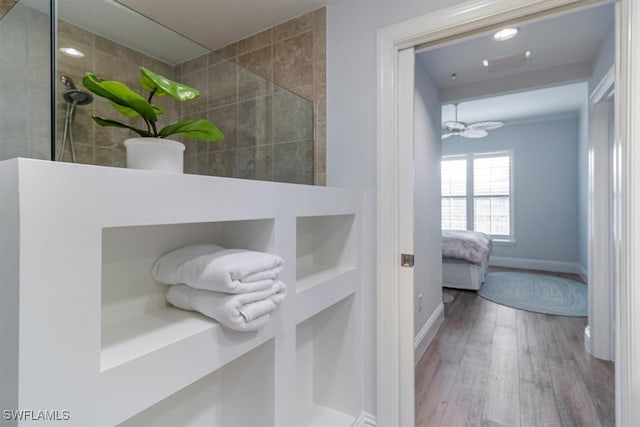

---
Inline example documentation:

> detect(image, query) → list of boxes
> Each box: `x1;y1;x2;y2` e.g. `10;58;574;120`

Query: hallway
415;289;614;426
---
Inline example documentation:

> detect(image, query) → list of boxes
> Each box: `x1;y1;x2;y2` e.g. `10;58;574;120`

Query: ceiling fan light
468;121;504;131
443;121;465;130
461;129;488;138
493;27;519;41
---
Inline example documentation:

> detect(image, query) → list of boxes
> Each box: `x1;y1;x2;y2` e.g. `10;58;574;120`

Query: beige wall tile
182;53;209;75
290;84;313;101
215;43;238;60
238;96;273;147
238;45;273;80
273;32;313;89
208;61;238;107
209;150;235;177
273;12;313;42
208;105;238;152
238;28;272;55
181;68;209;115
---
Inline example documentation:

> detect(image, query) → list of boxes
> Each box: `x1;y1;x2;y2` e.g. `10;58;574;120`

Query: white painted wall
413;58;442;356
578;25;614;275
325;0;466;415
578;101;589;275
442;117;582;264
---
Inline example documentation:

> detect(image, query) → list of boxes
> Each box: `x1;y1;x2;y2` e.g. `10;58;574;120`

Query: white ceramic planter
124;138;185;173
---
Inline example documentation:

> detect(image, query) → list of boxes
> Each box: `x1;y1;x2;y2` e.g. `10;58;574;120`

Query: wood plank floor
415;285;615;427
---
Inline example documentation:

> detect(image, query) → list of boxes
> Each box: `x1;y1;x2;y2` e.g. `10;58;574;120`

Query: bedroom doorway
412;5;615;424
375;0;639;426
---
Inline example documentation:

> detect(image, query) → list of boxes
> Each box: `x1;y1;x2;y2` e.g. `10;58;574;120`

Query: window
441;158;467;230
441;152;513;240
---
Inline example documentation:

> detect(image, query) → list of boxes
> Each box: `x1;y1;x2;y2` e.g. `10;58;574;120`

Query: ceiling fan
442;103;504;139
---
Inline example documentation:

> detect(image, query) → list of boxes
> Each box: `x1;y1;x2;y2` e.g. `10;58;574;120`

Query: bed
442;230;492;290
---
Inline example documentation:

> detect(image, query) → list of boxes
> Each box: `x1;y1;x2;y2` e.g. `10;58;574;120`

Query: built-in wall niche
101;219;275;371
296;214;356;291
295;295;360;426
120;339;275;426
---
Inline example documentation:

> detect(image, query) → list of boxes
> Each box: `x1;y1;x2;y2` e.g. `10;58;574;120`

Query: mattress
442;257;488;290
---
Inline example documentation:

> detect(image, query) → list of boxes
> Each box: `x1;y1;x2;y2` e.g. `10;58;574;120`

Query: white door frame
587;65;615;361
376;0;640;425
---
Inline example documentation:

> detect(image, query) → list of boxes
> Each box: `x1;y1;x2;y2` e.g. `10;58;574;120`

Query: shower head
63;89;93;105
61;75;77;90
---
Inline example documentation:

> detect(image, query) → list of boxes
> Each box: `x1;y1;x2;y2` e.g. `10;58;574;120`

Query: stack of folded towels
152;244;286;332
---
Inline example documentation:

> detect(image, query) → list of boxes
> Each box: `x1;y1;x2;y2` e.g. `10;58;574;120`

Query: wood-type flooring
415;280;614;427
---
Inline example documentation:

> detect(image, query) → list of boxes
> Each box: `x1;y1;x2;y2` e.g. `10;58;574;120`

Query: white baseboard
353;411;376;427
414;303;444;365
584;325;591;355
489;256;583;275
577;264;589;284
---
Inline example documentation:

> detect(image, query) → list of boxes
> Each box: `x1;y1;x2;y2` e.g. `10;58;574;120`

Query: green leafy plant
82;67;224;142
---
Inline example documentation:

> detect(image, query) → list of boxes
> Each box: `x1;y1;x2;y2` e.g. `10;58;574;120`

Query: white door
397;46;416;427
588;70;615;361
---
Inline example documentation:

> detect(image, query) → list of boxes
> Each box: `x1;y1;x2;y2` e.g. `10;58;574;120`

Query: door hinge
401;253;414;267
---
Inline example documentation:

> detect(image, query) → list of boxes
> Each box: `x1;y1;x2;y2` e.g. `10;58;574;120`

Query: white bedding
442;258;488;290
442;230;492;290
442;230;492;265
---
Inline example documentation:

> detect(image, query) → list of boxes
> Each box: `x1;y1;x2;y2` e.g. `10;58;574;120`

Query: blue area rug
478;272;587;317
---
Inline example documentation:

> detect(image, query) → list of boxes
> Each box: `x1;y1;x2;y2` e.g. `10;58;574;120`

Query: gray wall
325;0;467;415
413;58;442;352
442;117;581;264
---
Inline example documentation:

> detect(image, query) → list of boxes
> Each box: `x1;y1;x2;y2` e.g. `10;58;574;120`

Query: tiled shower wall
56;20;179;167
211;8;326;185
56;16;319;185
0;2;51;161
178;51;314;184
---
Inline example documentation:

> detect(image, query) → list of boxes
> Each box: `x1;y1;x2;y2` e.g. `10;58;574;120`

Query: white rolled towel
166;281;287;331
152;244;284;293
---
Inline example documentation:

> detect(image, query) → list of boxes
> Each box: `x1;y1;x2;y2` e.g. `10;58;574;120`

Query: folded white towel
165;281;287;331
152;244;284;293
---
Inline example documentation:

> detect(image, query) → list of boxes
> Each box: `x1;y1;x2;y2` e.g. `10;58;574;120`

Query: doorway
375;0;638;426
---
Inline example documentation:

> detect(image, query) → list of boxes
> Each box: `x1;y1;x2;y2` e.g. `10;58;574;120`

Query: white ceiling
441;82;588;125
56;0;209;65
117;0;330;51
417;4;612;128
25;0;331;65
418;4;614;90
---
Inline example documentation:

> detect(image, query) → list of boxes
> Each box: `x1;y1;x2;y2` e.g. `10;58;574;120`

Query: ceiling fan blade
441;132;456;139
461;129;488;138
467;121;504;131
443;121;465;130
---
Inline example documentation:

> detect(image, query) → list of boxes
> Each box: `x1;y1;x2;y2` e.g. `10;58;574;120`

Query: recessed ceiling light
59;47;85;58
482;59;489;67
493;27;519;41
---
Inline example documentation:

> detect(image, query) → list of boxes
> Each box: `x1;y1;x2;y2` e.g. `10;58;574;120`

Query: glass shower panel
0;0;52;161
55;0;314;184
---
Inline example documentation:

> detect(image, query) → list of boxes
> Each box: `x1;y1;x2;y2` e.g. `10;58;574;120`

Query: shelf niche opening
101;219;275;371
295;295;359;426
296;214;356;291
120;339;275;426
